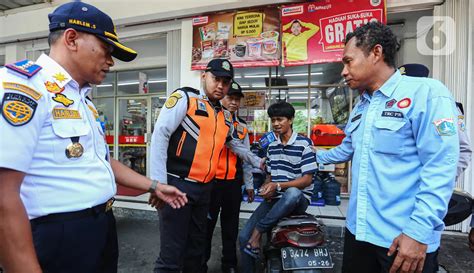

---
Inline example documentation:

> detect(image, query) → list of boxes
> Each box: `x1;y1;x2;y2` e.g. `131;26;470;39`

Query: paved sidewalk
115;208;473;273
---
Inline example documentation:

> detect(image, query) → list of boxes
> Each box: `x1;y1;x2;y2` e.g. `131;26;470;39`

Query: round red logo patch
397;98;411;108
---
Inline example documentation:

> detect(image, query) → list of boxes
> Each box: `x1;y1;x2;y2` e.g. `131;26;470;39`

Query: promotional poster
192;8;281;69
281;0;386;66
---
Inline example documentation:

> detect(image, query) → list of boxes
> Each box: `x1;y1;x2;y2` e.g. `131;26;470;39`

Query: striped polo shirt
266;131;317;200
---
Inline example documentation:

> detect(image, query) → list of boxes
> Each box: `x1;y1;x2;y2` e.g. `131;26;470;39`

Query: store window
94;73;116;97
235;63;353;194
117;68;167;95
236;62;350;140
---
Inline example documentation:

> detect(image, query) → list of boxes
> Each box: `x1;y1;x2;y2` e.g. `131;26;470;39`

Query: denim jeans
238;187;309;273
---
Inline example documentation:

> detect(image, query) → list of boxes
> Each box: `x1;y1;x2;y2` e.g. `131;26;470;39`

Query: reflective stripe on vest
215;120;248;180
167;96;229;183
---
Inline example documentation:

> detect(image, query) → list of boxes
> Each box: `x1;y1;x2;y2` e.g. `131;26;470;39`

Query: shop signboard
281;0;386;66
243;91;266;107
119;135;145;144
191;7;280;69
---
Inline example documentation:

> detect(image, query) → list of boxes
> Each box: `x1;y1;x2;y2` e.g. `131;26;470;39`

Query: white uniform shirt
0;54;115;219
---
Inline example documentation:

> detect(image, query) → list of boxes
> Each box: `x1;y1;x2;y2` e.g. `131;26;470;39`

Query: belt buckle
105;198;115;212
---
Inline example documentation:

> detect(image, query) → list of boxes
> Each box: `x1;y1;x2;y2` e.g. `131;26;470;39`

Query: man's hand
387;233;427;273
259;183;276;200
469;227;474;252
148;192;165;210
154;184;188;209
246;189;255;203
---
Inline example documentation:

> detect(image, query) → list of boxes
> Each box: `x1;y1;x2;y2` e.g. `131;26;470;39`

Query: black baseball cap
398;63;429;77
228;81;244;97
205;59;234;78
48;1;137;62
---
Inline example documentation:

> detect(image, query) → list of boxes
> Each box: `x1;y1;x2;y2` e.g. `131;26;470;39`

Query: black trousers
154;175;213;273
202;178;243;272
342;228;439;273
30;208;118;273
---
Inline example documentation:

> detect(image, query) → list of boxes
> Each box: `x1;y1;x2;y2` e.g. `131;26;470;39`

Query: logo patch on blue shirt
381;111;403;118
433;118;456;136
385;99;397;109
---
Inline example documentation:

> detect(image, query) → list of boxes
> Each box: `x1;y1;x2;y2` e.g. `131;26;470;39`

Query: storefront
0;0;473;231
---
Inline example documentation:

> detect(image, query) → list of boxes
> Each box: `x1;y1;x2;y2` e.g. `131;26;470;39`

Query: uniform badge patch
381;111;403;118
222;61;231;71
434;118;456;136
164;92;182;109
53;72;68;83
385;99;397;109
197;100;207;112
397;98;411;108
224;110;232;123
3;82;42;101
52;93;74;107
5;60;42;78
237;124;245;134
44;81;65;94
52;108;81;119
2;93;37;126
458;115;465;132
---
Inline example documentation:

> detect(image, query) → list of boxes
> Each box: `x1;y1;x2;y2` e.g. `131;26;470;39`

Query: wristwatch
276;183;281;192
149;180;158;193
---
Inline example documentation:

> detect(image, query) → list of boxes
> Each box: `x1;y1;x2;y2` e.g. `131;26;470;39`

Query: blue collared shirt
317;71;459;252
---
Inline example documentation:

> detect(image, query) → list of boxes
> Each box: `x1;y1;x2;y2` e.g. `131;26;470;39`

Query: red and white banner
281;0;386;66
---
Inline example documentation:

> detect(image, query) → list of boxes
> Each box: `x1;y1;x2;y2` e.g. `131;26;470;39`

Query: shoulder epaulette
5;59;42;78
177;87;200;95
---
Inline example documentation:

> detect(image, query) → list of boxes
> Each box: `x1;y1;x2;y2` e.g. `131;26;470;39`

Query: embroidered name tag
52;108;81;119
381;111;404;118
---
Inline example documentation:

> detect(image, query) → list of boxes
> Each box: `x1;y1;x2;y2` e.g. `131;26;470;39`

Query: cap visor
210;71;233;78
228;92;244;97
99;37;137;62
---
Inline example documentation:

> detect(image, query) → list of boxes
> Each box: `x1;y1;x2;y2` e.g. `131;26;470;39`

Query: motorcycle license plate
281;246;333;270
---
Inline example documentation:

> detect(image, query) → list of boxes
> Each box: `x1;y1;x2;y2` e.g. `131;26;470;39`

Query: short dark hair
267;101;295;119
48;29;65;46
345;21;400;67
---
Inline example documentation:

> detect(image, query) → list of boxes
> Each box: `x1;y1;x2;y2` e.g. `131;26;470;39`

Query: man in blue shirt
238;101;317;273
316;22;459;273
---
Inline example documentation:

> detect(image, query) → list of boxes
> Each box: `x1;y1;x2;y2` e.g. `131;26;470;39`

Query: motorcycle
264;214;334;273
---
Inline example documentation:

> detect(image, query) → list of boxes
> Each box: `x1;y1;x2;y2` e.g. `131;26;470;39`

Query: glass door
116;97;148;196
115;95;165;196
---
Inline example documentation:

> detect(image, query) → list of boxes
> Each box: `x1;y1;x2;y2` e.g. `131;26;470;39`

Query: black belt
30;198;115;225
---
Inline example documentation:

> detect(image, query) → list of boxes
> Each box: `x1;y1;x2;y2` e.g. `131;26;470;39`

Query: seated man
238;101;317;273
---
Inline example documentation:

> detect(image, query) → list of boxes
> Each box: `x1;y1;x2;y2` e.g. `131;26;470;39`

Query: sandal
243;243;260;259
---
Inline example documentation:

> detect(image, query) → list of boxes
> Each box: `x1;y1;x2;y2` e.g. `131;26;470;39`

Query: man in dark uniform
150;59;262;273
202;81;254;273
0;2;187;273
